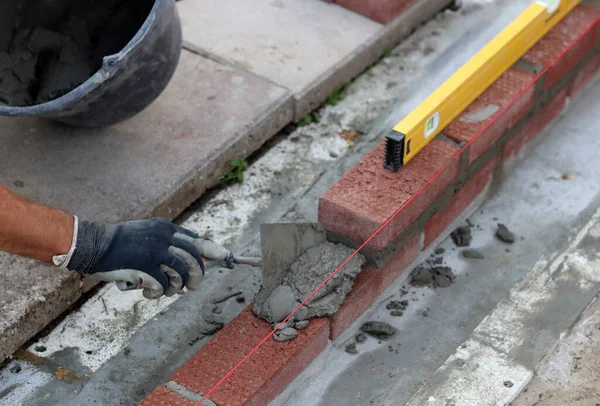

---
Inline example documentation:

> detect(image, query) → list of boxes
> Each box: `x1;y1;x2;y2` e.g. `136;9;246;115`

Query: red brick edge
141;7;600;406
324;0;419;24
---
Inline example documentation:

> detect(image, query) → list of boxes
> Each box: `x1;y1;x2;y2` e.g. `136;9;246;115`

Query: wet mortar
0;0;153;106
252;241;366;330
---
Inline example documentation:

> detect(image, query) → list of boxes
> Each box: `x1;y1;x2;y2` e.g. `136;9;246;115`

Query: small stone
390;310;404;317
434;248;445;255
496;223;515;243
34;345;46;353
123;347;131;356
13;180;24;188
355;332;367;343
295;320;309;330
388;345;393;352
422;311;429;317
9;364;21;374
503;380;514;388
400;300;409;306
85;350;93;355
236;296;246;303
345;342;359;354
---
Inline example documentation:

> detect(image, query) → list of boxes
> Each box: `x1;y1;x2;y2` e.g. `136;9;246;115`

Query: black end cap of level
384;130;405;172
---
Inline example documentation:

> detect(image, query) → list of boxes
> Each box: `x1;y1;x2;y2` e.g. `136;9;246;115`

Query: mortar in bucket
0;0;182;127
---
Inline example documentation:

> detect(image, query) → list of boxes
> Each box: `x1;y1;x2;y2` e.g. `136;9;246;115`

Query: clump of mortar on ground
253;241;366;341
0;0;153;106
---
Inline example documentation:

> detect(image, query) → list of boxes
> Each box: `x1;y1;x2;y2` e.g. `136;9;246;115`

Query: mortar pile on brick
140;6;600;406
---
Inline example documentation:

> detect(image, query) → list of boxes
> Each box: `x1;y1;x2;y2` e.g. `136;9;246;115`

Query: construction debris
360;321;396;340
411;266;456;288
496;223;515;243
451;226;472;247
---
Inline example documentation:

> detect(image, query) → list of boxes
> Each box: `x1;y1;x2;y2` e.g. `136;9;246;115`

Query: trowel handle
233;256;262;267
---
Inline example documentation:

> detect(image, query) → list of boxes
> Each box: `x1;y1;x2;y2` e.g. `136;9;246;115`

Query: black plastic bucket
0;0;182;127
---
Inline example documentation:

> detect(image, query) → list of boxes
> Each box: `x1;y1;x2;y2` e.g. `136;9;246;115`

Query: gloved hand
62;218;210;299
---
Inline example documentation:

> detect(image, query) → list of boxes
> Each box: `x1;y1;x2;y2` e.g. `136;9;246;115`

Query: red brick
569;53;600;98
171;307;329;406
139;387;194;406
319;139;459;251
424;158;496;248
329;234;420;339
503;88;567;162
325;0;416;24
523;5;600;89
445;69;536;164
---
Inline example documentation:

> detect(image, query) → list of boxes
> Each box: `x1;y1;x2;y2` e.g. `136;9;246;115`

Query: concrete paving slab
512;295;600;406
178;0;380;97
0;49;293;364
179;0;453;119
0;255;81;364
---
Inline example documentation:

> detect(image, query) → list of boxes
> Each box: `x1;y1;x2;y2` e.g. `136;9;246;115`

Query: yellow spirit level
384;0;581;171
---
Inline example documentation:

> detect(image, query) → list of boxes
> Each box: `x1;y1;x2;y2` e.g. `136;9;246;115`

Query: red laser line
197;15;599;405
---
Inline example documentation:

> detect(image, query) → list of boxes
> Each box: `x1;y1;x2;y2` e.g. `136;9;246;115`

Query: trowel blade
259;223;326;288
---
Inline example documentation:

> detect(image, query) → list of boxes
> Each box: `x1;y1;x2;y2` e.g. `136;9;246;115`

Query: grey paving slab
178;0;380;93
0;256;81;363
178;0;452;120
0;49;293;363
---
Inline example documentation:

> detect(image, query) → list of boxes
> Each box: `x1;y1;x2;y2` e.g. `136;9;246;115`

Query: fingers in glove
173;224;199;239
162;253;189;297
170;246;204;291
171;237;205;274
89;269;166;300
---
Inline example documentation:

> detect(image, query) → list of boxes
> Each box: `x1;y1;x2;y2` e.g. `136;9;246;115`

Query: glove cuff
52;215;79;268
67;221;115;274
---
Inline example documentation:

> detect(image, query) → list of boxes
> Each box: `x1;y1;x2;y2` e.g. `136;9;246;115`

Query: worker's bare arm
0;183;234;299
0;184;73;263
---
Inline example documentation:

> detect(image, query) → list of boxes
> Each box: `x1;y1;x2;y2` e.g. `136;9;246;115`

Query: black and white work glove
53;217;231;299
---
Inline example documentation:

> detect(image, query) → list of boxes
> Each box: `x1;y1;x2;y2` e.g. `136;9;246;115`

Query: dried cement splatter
496;223;515;243
274;327;298;342
294;320;309;330
387;300;408;317
451;226;472;247
360;322;396;340
411;266;456;288
462;249;484;259
253;241;366;324
345;342;359;354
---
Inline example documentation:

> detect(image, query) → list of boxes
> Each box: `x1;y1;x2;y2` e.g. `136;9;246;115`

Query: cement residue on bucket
0;0;153;106
252;241;366;326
